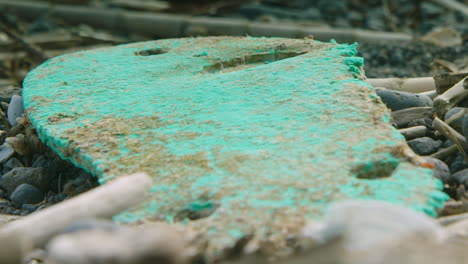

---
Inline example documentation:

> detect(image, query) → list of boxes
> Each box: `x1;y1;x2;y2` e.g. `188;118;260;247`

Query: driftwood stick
391;107;433;128
0;172;152;248
433;77;468;117
419;90;438;100
367;77;435;93
430;0;468;17
0;0;413;43
430;144;458;160
433;117;468;164
434;72;468;94
398;125;427;140
439;212;468;226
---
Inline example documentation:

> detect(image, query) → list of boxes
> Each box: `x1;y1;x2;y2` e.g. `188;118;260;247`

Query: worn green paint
23;37;448;259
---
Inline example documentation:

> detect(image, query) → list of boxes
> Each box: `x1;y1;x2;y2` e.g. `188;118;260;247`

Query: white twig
0;172;152;248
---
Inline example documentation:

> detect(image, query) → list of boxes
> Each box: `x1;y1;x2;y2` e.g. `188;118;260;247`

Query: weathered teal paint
23;37;448;259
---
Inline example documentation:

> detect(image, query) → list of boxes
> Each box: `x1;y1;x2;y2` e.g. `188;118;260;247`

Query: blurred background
0;0;467;88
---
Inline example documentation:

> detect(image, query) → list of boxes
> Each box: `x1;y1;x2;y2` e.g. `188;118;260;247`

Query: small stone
47;224;189;264
0;167;52;194
450;169;468;188
32;155;53;168
422;157;450;183
450;153;468;173
10;184;43;206
305;200;444;263
407;137;442;155
21;203;39;212
461;113;468;140
442;139;454;148
376;89;433;111
4;158;23;170
0;143;14;164
444;107;466;133
7;95;23;126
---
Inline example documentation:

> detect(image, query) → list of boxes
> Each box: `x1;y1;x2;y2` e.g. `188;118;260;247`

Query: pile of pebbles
377;74;468;212
235;0;468;34
0;94;97;217
225;0;468;78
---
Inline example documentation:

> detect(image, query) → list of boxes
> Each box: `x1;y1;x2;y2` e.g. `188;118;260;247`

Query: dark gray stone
376;89;433;111
442;139;454;148
7;95;23;126
444;107;466;133
422;157;450;183
32;155;52;168
461;113;468;139
450;169;468;187
21;203;39;212
0;167;52;194
10;184;43;206
0;143;15;164
4;157;24;170
407;137;442;155
450;153;468;173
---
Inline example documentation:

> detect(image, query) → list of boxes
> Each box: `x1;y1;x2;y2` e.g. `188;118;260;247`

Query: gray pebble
407;137;442;155
302;200;444;263
7;95;23;126
21;203;39;212
4;157;24;170
376;89;433;111
0;143;15;164
32;155;52;168
422;157;450;183
0;167;52;194
442;139;454;148
450;153;468;173
444;107;467;133
450;169;468;188
10;184;43;206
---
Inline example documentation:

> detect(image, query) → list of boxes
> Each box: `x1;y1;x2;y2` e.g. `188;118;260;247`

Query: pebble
4;157;24;170
461;113;468;139
422;157;450;183
10;184;43;206
0;143;14;164
407;137;442;155
0;167;52;194
375;89;433;111
450;153;468;173
32;155;52;168
7;95;24;126
444;107;467;133
303;200;445;263
47;224;188;264
450;169;468;188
